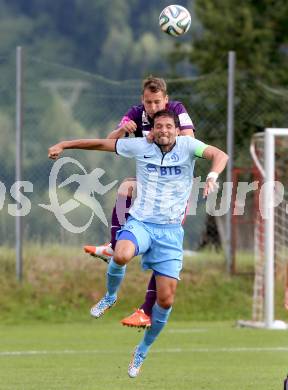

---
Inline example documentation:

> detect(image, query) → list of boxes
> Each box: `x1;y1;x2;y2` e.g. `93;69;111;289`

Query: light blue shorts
117;216;184;280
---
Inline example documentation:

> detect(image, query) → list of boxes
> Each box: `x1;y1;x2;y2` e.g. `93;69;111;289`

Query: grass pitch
0;320;287;389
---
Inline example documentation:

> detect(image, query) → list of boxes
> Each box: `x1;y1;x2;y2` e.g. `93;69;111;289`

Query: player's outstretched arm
106;120;137;139
202;146;229;198
48;139;117;160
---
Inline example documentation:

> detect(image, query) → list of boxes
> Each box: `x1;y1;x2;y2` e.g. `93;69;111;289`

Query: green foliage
0;112;15;172
1;0;194;79
191;0;288;83
168;0;288;165
1;0;287;246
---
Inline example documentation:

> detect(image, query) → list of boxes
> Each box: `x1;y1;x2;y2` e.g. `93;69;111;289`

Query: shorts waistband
127;215;182;229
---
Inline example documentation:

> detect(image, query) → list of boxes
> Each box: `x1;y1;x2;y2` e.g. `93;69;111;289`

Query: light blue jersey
116;136;207;224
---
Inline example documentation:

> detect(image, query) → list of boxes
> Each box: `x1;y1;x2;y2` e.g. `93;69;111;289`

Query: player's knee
157;294;174;309
121;177;136;184
117;178;136;198
113;246;133;265
113;252;129;265
118;188;133;198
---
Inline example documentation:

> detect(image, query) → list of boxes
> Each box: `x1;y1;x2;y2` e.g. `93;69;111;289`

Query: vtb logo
146;164;181;175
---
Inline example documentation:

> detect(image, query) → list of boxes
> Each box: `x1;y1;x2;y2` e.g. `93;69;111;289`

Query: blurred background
0;0;288;324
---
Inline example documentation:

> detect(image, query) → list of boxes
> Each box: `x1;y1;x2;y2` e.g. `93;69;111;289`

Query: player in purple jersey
84;76;195;328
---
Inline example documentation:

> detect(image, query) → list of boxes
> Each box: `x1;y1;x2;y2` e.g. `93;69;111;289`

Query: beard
156;135;171;145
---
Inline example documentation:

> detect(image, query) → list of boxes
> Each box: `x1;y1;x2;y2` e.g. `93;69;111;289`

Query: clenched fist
48;143;63;160
119;120;137;135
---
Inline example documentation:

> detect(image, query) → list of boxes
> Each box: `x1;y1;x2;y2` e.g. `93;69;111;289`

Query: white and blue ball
159;5;191;37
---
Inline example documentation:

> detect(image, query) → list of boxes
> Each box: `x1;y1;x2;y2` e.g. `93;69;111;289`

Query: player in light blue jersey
48;109;228;378
84;76;195;329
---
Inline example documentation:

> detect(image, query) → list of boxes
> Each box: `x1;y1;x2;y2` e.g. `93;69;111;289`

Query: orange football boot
84;243;113;263
121;309;151;328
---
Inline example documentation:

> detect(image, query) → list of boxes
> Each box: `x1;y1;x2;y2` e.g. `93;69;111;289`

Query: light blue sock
137;302;172;357
106;259;126;299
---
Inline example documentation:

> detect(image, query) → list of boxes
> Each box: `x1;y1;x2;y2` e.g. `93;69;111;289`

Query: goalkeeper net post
238;128;288;330
264;129;288;329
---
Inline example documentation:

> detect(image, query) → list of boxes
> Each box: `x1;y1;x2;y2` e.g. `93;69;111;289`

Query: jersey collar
154;141;177;155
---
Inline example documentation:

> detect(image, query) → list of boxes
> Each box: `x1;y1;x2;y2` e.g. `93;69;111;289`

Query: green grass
0;320;287;389
0;244;256;323
1;244;288;323
0;245;288;388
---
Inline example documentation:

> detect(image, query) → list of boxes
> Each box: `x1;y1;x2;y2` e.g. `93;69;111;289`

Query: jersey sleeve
186;137;208;158
116;107;137;129
115;138;144;158
173;102;195;131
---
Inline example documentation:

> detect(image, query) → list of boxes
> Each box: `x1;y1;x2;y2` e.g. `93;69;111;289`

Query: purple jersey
117;101;194;138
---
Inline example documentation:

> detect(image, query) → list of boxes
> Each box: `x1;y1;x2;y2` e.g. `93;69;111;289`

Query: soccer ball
159;5;191;37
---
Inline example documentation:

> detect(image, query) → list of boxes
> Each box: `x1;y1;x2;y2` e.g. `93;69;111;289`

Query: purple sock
110;195;132;250
140;273;157;316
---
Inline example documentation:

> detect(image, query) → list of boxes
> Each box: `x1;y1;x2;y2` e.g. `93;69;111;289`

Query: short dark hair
142;76;167;95
152;109;180;128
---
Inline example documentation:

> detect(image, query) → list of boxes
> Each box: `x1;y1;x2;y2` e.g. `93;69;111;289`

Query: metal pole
16;46;23;282
264;128;275;329
226;51;236;273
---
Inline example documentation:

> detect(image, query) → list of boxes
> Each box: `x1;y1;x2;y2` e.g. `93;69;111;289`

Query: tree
169;0;288;166
190;0;288;83
3;0;191;79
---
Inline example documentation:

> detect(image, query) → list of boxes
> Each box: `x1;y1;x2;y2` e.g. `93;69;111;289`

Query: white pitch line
1;346;288;357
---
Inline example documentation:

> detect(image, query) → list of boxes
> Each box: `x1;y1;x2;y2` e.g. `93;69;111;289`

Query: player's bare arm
48;138;117;160
180;128;194;137
202;145;229;197
106;120;137;139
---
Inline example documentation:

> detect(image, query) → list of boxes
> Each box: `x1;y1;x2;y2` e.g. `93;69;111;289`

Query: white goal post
240;128;288;329
264;129;288;329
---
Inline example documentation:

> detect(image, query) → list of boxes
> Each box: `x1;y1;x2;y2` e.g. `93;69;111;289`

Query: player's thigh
155;275;178;308
117;177;137;198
